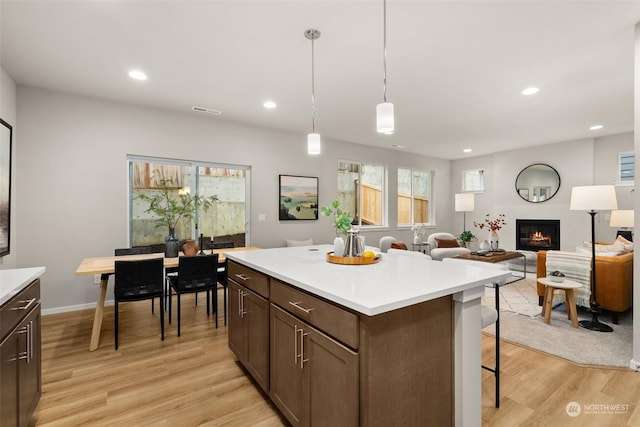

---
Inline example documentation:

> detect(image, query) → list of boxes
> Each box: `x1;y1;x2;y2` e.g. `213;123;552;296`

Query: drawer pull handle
234;273;250;281
11;298;36;311
294;325;300;365
289;301;314;314
299;328;309;369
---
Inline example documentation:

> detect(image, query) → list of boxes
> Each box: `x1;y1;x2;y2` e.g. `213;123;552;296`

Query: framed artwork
0;118;12;257
279;175;319;220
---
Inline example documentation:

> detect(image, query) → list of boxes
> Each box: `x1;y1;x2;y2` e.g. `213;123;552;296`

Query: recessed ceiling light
263;101;277;109
463;148;472;153
128;70;148;81
589;124;604;130
521;87;539;96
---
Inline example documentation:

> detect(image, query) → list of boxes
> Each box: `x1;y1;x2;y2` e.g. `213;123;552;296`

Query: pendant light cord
311;36;316;133
382;0;388;103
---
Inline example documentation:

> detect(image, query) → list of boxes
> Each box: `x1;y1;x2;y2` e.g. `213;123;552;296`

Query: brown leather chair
537;250;633;324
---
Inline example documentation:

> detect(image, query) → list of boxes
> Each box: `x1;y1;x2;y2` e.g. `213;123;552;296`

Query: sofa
536;250;633;324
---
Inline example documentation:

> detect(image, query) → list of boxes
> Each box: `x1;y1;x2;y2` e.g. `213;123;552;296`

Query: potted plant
321;199;353;256
135;171;218;257
458;230;476;248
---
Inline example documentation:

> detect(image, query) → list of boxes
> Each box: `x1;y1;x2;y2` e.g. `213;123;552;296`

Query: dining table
75;246;260;351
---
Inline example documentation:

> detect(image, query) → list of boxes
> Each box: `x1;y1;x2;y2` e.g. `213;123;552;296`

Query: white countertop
0;267;46;306
225;245;511;316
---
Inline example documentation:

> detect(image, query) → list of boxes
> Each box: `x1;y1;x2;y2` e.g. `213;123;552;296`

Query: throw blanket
546;251;592;308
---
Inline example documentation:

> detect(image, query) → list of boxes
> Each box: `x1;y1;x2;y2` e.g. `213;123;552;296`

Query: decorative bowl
550;276;564;283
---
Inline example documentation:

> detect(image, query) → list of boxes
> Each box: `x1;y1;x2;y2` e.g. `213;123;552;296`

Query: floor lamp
455;193;475;232
610;209;634;242
570;185;618;333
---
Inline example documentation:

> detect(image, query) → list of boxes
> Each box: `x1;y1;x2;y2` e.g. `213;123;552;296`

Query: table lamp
609;209;634;242
455;193;475;232
570;185;618;332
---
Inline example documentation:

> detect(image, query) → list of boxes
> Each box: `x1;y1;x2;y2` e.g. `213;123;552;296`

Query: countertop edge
0;267;46;306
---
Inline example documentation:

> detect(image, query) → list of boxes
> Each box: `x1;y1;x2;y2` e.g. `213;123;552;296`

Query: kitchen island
225;245;510;426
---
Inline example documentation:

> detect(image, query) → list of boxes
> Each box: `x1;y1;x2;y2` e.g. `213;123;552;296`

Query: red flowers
474;214;506;231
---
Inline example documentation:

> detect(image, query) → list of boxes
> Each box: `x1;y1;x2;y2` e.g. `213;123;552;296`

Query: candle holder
198;233;206;256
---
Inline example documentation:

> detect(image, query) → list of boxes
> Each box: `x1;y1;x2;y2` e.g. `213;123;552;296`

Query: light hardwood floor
33;291;640;426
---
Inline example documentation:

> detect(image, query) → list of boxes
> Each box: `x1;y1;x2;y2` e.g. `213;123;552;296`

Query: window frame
461;168;485;193
397;167;434;227
337;160;387;229
617;151;634;186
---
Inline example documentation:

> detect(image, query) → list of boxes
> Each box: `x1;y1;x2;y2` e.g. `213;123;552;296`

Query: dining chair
114;246;157;312
168;254;219;336
210;241;234;325
114;257;165;350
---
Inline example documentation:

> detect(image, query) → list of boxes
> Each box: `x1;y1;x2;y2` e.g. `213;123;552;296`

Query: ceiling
2;1;639;160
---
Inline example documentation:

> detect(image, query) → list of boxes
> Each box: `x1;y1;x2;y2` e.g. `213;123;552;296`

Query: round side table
537;277;582;328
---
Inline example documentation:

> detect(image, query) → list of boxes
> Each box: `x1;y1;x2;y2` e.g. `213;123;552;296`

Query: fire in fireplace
516;219;560;251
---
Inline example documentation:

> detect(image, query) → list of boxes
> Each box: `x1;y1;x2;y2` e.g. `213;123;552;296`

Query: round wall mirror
515;163;560;203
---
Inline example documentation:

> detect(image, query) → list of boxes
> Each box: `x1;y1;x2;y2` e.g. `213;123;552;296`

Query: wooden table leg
543;286;554;324
565;289;579;328
89;275;109;351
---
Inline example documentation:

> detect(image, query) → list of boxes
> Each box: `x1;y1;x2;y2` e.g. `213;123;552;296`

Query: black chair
210;241;234;325
114;246;159;312
168;255;218;336
114;258;165;350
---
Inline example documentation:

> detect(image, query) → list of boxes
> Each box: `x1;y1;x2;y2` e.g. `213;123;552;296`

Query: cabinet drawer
271;279;358;350
1;279;40;341
228;261;269;299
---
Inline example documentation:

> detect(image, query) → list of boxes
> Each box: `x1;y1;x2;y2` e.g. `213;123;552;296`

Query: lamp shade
610;210;634;228
569;185;618;211
307;133;321;155
455;193;474;212
376;102;394;134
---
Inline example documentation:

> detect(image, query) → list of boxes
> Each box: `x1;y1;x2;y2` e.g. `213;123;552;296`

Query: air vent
192;106;222;115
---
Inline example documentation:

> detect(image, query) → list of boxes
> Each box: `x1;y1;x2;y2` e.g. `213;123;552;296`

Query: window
397;168;433;225
618;151;634;184
337;161;385;227
129;156;250;247
461;169;484;192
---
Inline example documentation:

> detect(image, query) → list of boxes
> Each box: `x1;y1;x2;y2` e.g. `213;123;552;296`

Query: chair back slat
115;246;153;256
114;258;164;299
175;255;218;291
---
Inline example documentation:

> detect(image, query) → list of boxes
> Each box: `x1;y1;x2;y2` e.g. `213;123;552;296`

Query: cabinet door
18;306;41;427
244;290;269;392
270;305;304;426
228;280;246;362
1;332;19;427
303;323;358;426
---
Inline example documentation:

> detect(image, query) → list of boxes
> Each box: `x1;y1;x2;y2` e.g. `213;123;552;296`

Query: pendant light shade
307;133;321;155
376;102;394;134
305;29;321;155
377;0;394;135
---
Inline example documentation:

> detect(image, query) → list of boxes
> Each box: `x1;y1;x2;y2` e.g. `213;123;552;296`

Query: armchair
426;232;471;261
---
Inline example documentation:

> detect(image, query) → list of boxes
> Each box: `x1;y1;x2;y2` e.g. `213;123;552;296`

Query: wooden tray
326;252;381;265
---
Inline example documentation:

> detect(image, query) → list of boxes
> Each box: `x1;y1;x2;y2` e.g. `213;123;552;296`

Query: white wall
0;65;17;268
15;86;452;311
450;134;633;251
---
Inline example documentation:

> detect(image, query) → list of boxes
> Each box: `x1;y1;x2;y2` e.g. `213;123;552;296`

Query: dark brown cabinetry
270;304;358;427
0;279;41;427
227;263;269;393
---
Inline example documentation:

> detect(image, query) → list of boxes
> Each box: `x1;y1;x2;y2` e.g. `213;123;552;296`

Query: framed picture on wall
279;175;319;220
0;118;12;257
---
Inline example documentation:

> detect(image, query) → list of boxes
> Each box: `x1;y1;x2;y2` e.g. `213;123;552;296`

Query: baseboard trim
42;300;114;316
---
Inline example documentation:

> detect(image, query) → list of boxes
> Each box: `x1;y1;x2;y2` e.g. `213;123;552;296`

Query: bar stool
538;277;582;328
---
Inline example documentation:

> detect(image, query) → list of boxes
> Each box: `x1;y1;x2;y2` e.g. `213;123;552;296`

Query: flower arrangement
411;224;428;240
474;214;507;231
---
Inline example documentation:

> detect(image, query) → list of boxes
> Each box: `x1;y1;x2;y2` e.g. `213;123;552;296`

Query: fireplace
516;219;560;252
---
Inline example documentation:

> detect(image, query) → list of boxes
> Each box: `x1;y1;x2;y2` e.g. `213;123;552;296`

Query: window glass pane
619;152;634;182
130;158;249;249
398;168;432;226
462;169;484;192
337;161;385;227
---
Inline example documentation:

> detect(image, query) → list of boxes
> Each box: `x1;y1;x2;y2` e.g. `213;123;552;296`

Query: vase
334;236;345;257
182;239;199;256
489;230;499;250
165;228;180;258
479;240;491;251
413;234;422;245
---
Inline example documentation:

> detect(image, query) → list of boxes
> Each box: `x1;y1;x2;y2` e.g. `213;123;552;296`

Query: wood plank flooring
33;291;640;426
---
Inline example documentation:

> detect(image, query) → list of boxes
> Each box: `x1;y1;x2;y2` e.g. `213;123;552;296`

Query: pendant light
376;0;394;135
305;29;321;155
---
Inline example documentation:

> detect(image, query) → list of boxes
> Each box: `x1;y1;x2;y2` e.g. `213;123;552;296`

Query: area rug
481;277;633;368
